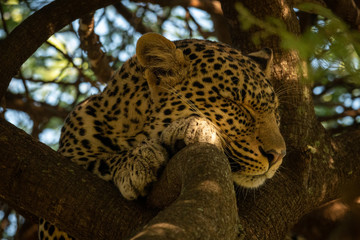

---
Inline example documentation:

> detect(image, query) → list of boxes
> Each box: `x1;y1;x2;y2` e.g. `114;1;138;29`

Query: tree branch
0;118;238;240
324;0;360;29
130;0;231;43
317;108;360;122
327;123;360;135
0;118;156;240
113;2;152;34
5;92;69;120
133;144;239;240
78;14;114;84
131;0;223;14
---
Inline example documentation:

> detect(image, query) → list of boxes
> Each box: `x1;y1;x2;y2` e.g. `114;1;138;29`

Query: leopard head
136;33;286;188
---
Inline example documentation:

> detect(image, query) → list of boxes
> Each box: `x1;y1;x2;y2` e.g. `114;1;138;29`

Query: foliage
236;3;360;132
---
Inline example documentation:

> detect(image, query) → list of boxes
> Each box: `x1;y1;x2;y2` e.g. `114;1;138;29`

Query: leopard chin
231;157;283;188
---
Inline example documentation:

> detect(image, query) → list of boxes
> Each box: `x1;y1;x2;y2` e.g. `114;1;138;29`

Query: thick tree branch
333;128;360;168
0;118;238;240
0;0;118;100
133;144;238;240
0;118;157;240
1;112;360;240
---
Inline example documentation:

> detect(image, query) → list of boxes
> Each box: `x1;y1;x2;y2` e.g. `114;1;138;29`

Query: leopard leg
39;139;168;239
160;116;223;154
38;218;74;240
111;139;169;200
62;138;169;200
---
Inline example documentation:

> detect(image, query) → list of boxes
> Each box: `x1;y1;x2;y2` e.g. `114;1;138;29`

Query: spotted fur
39;33;286;240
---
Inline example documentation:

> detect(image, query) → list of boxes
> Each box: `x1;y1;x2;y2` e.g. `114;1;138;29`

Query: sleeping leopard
39;33;286;240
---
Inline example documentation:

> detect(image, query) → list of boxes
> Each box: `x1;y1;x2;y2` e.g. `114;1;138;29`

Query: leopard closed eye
39;33;286;240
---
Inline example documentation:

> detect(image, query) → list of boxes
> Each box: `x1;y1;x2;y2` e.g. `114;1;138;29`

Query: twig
78;13;114;84
0;2;9;35
113;2;152;34
45;40;101;90
5;92;69;120
187;7;213;39
185;8;193;38
318;108;360;122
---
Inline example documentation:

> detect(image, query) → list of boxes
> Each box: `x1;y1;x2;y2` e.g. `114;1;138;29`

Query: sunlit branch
312;102;341;115
0;0;118;100
78;13;114;84
131;0;223;15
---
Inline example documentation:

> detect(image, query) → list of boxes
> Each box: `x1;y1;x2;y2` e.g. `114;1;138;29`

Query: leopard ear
136;33;187;87
136;33;177;67
247;48;273;77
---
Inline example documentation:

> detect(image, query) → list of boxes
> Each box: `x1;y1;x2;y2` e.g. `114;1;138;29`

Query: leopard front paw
113;140;168;200
160;116;222;154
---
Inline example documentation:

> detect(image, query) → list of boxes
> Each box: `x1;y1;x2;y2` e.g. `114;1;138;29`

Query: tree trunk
220;0;360;239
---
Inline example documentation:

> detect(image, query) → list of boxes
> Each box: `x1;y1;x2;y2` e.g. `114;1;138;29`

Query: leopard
38;33;286;240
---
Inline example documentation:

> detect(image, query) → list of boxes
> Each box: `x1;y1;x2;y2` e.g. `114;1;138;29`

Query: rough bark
1;117;359;240
131;143;238;240
220;0;360;239
0;118;157;240
0;118;238;240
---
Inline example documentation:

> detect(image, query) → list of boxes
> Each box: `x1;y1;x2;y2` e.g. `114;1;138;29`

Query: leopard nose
268;149;286;167
260;147;286;166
